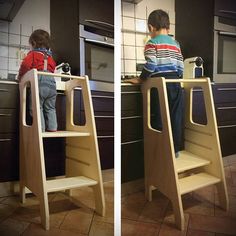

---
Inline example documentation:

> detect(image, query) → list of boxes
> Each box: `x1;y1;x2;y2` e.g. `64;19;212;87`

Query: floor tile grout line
185;213;190;235
20;221;32;235
87;210;95;235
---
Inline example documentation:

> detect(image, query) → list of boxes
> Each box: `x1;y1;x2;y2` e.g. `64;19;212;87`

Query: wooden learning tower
19;69;105;230
141;77;229;230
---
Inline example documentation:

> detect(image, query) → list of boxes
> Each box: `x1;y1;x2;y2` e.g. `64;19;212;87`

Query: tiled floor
122;155;236;236
0;170;114;236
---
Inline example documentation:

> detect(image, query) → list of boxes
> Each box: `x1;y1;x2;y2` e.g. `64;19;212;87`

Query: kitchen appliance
54;63;71;82
183;57;204;79
79;24;114;85
213;16;236;83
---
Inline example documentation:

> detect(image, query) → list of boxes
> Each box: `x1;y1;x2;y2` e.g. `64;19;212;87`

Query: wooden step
176;151;210;173
42;131;90;138
46;176;97;193
179;172;221;195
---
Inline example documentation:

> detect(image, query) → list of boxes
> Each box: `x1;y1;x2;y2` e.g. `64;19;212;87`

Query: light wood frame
141;77;228;230
19;69;105;230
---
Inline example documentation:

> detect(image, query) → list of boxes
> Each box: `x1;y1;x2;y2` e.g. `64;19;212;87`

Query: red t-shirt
18;51;56;80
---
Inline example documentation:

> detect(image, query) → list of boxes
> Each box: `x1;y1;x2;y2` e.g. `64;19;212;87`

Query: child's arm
123;77;142;84
18;52;33;81
140;41;157;80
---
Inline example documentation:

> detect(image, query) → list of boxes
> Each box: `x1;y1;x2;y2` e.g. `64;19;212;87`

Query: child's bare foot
123;77;142;84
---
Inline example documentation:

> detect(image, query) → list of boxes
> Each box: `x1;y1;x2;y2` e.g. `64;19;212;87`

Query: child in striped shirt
126;9;184;156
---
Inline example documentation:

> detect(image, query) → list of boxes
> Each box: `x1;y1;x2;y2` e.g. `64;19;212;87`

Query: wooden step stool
141;77;229;230
19;69;105;230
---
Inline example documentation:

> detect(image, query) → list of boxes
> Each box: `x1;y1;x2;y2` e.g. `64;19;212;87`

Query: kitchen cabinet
191;83;236;156
175;0;236;79
213;83;236;156
50;0;80;75
78;0;114;29
121;84;144;183
214;0;236;20
0;81;19;182
175;0;215;78
80;90;114;169
50;0;114;75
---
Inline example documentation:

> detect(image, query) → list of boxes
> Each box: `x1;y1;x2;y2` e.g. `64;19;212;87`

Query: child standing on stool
126;9;184;156
18;29;57;132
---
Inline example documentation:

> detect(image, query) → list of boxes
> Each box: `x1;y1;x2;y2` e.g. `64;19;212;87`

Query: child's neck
153;28;169;37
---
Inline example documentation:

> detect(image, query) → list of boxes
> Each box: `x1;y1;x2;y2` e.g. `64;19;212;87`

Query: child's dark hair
148;9;170;30
29;29;51;49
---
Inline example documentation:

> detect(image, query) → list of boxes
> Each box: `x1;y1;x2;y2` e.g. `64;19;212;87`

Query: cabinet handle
121;139;143;145
95;116;114;118
217;106;236;110
218;31;236;37
219;10;236;15
85;19;114;28
0;138;11;142
218;124;236;129
217;88;236;91
0;89;9;92
0;114;12;116
121;91;142;94
97;135;114;138
121;116;142;119
92;95;114;99
85;38;114;47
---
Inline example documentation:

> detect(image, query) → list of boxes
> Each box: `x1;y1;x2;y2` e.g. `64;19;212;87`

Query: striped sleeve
140;41;157;80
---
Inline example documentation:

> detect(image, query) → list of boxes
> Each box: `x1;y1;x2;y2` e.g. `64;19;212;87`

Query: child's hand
123;77;142;84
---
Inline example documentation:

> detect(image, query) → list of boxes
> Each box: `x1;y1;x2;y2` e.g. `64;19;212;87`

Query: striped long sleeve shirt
140;34;184;80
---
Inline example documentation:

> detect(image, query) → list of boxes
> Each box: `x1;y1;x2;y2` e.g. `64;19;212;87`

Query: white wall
0;0;50;79
121;0;175;77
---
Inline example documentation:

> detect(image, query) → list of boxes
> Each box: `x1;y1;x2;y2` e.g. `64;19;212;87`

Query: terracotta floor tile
182;191;214;216
60;208;94;234
224;155;236;165
89;221;114;236
186;229;214;236
122;192;147;205
10;204;41;224
231;172;236;187
121;219;160;236
138;197;169;223
121;201;146;221
229;163;236;172
226;185;236;196
102;169;114;183
104;182;114;203
215;234;234;236
22;223;86;236
10;196;77;225
49;196;79;214
223;158;229;167
122;192;147;221
0;203;18;222
93;201;114;224
158;212;189;236
224;167;232;179
215;195;236;219
189;213;236;234
2;195;35;208
0;217;30;235
0;197;6;203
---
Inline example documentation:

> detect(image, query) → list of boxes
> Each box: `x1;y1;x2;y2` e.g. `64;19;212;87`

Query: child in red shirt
18;29;57;132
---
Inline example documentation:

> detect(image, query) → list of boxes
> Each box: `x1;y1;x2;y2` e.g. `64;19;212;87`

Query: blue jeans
38;74;57;132
29;74;57;132
150;73;183;153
